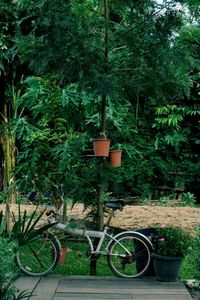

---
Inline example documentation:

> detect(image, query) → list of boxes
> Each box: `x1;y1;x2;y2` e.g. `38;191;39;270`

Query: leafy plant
182;192;197;206
0;236;31;300
191;226;200;280
1;0;200;208
0;204;58;246
153;226;192;257
10;205;57;247
0;205;59;299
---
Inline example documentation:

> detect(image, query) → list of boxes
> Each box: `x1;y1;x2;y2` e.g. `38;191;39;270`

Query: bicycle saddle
104;199;125;211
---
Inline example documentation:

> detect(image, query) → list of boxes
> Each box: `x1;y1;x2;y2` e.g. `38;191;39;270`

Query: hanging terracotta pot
58;247;68;265
93;139;111;157
109;150;122;167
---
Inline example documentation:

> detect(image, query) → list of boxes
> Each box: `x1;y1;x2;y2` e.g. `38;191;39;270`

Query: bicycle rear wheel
15;232;60;276
107;232;152;278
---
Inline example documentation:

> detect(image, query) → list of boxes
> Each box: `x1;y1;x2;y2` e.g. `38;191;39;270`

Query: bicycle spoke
108;233;151;278
15;233;60;276
28;245;46;268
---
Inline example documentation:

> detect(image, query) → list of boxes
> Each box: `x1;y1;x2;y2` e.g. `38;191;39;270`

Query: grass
54;239;197;279
54;239;114;276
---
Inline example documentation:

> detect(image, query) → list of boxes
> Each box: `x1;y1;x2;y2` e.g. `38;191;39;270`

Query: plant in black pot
152;226;192;282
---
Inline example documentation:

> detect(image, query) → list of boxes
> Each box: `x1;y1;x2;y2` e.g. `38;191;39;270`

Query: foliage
10;206;57;247
0;238;15;285
191;226;200;280
0;237;31;300
0;0;29;200
0;205;58;298
0;205;57;246
0;0;200;206
182;192;197;206
153;226;192;257
0;214;33;300
12;74;175;201
10;77;91;203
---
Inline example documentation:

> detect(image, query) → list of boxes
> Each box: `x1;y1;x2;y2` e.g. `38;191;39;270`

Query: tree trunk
100;94;107;138
96;0;109;229
99;0;109;140
1;134;16;203
0;133;15;228
1;103;16;203
91;1;109;277
97;183;104;231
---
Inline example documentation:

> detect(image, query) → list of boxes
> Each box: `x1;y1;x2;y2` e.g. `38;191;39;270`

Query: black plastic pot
151;253;183;281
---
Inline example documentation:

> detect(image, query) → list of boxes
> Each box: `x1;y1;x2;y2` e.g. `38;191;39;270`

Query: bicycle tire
107;232;152;278
15;232;60;276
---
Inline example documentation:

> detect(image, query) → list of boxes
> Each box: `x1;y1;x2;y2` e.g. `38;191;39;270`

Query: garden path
15;275;193;300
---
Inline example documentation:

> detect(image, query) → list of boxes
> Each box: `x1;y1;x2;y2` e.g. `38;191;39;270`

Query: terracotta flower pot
93;139;111;157
58;247;68;265
109;150;122;167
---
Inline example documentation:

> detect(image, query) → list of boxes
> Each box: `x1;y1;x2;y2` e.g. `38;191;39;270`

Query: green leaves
153;105;184;131
10;205;57;247
164;132;188;146
0;0;199;204
0;207;50;300
153;102;200;152
154;226;192;257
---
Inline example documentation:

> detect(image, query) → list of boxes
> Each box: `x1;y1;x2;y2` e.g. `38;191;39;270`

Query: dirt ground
110;204;200;232
66;203;200;233
0;203;199;233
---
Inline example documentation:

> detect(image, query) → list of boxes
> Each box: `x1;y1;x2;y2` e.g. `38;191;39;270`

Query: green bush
0;237;15;286
0;237;29;300
192;227;200;279
0;206;56;300
153;226;191;257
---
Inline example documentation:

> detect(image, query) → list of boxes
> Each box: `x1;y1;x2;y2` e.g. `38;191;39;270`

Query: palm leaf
10;205;57;246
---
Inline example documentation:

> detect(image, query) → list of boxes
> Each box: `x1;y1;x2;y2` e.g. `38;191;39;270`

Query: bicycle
15;199;153;278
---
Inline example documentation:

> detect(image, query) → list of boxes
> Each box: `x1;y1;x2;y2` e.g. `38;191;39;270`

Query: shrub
0;237;30;300
153;226;192;257
192;226;200;279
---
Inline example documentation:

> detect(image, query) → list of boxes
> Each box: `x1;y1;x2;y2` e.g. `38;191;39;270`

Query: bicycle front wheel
107;232;152;278
15;232;60;276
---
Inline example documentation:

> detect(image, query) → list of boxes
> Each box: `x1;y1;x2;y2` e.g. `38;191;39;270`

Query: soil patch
59;203;200;232
0;203;199;232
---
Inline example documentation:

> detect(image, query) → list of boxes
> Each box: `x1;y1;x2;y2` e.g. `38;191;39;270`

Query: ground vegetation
0;1;199;223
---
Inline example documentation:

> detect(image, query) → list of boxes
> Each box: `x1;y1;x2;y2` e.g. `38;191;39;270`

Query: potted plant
93;139;111;157
151;226;191;282
58;247;68;265
109;144;122;167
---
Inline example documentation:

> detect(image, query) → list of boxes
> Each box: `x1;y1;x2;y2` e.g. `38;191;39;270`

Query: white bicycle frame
56;223;153;257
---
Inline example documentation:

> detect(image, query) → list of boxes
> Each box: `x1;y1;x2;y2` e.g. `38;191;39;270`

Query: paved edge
15;275;193;300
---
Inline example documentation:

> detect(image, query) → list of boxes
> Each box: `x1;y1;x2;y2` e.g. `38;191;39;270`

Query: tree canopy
0;0;200;210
